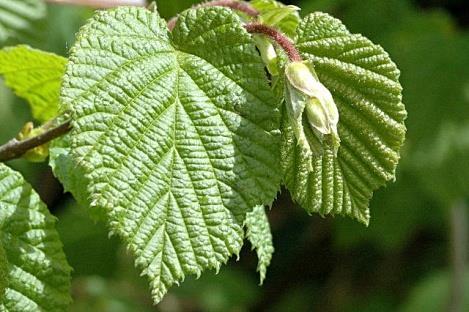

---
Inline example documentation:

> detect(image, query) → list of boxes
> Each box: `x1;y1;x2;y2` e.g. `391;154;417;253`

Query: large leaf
0;0;46;45
0;45;66;122
281;13;406;224
61;7;280;303
0;163;71;311
244;205;274;284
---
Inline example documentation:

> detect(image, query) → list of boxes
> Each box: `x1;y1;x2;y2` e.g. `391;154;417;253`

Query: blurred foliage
401;270;469;312
0;0;468;311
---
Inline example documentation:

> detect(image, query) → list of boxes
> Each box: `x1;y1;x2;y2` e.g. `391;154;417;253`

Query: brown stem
0;120;72;162
244;22;302;62
167;0;259;31
44;0;147;8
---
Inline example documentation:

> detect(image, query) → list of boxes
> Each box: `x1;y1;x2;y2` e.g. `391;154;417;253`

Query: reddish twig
195;0;259;17
44;0;146;8
244;22;302;62
167;0;259;31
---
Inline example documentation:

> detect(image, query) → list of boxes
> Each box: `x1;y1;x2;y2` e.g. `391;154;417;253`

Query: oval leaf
281;13;407;224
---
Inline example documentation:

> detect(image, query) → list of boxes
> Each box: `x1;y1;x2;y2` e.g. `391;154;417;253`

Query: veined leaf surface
245;205;274;284
61;7;280;303
0;45;66;122
0;163;71;311
281;13;406;224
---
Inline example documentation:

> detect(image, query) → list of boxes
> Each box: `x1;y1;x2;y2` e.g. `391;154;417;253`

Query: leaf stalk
244;22;302;62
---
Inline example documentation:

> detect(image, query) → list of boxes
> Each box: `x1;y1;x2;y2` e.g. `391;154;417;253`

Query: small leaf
0;45;66;122
251;0;300;37
244;205;274;285
61;7;280;303
0;0;46;45
281;13;406;224
0;163;71;311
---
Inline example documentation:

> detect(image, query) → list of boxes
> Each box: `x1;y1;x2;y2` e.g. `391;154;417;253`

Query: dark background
0;0;468;311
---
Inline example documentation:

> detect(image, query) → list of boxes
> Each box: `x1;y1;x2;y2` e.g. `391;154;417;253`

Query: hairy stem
245;23;302;62
44;0;147;8
167;0;259;31
0;120;71;162
448;200;467;312
196;0;259;16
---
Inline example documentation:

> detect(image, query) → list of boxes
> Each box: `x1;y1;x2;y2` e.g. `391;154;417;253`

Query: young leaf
0;0;46;45
245;205;274;285
0;45;66;122
281;13;406;224
61;7;280;303
251;0;300;37
0;163;71;311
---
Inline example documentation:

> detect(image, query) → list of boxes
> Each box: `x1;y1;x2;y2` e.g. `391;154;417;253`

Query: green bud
260;5;300;28
284;61;340;157
253;35;279;76
16;122;49;162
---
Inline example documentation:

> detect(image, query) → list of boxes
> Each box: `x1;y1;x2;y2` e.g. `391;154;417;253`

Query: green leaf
49;134;98;217
61;7;280;303
0;45;66;122
251;0;300;37
281;13;406;224
0;0;46;45
244;205;274;284
0;163;71;311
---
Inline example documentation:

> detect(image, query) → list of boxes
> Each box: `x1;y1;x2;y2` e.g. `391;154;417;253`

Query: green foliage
413;122;469;204
0;163;71;311
281;12;406;225
49;134;93;216
0;0;45;45
401;270;469;312
61;6;280;303
245;205;274;284
0;0;413;307
251;0;300;37
0;45;66;122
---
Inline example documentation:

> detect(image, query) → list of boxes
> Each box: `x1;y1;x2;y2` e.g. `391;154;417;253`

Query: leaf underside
0;45;66;122
0;0;45;45
281;12;407;224
0;163;71;311
61;7;280;303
